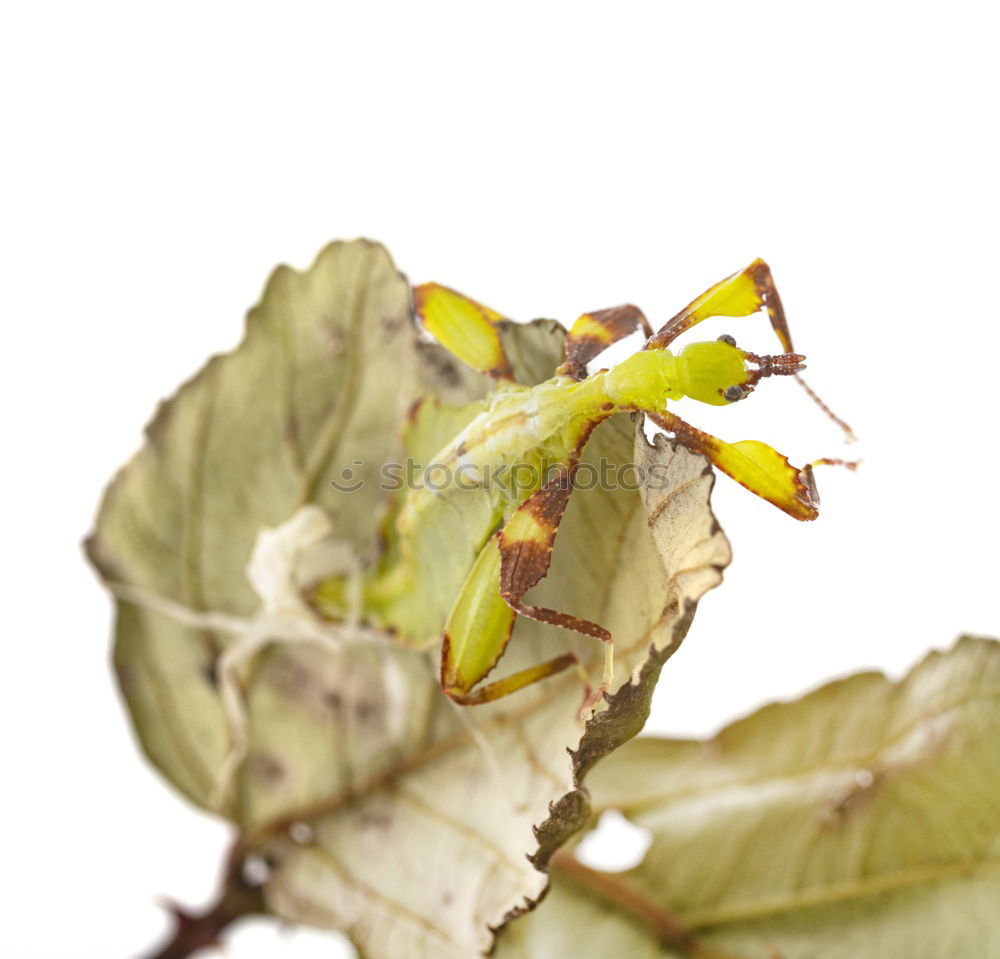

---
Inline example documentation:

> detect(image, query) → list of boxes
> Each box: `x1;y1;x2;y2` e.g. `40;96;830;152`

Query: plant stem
140;842;264;959
548;848;745;959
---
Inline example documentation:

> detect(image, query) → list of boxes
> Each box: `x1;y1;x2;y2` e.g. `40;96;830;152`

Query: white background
3;2;998;957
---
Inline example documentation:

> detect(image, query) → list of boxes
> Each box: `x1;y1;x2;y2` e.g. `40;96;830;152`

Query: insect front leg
440;531;578;705
645;258;793;351
646;260;855;439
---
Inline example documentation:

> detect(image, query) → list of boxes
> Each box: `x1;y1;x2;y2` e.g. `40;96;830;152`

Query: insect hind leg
498;462;616;712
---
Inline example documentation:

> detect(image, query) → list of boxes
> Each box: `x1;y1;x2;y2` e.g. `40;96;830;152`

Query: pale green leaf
88;241;732;958
496;636;1000;959
243;419;730;959
87;239;419;807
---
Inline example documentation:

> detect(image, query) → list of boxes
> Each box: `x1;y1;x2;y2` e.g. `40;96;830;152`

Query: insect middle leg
558;304;654;379
646;410;820;521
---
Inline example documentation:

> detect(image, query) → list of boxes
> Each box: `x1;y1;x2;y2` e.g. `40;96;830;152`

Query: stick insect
314;260;849;710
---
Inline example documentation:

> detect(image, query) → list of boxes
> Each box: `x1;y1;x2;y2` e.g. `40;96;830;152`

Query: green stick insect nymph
314;260;851;712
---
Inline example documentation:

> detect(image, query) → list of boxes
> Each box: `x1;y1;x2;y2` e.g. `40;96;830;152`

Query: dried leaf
87;239;419;807
497;636;1000;959
88;241;732;958
242;419;729;958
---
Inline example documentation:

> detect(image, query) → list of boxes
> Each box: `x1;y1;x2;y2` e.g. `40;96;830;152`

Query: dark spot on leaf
354;700;378;725
201;661;219;688
405;397;425;426
359;804;393;831
322;689;344;716
268;656;311;697
249;753;286;785
420;345;462;387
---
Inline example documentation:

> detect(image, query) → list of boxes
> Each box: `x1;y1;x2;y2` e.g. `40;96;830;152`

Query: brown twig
548;848;745;959
140;841;265;959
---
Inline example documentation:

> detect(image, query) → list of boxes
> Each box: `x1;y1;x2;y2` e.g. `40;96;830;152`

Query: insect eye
717;334;737;347
724;385;744;402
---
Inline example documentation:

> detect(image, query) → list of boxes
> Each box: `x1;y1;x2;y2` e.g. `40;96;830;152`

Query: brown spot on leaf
354;700;379;725
267;655;311;698
381;314;403;334
322;689;344;716
487;360;516;380
359;802;393;831
405;397;426;426
418;344;462;387
249;752;286;786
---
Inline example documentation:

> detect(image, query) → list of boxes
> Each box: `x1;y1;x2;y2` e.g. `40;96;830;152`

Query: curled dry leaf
87;240;731;958
496;636;1000;959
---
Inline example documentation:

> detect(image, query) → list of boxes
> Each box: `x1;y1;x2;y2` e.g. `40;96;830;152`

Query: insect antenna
794;374;857;443
812;457;860;470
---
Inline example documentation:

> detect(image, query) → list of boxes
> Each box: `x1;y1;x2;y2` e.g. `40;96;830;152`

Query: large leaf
239;421;730;959
496;636;1000;959
87;239;420;808
88;240;732;958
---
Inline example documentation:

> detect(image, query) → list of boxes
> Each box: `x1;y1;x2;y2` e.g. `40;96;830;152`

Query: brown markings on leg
412;282;516;381
646;409;820;521
645;258;791;351
498;464;613;646
643;262;856;441
743;264;856;440
441;418;616;708
559;304;654;379
746;258;793;353
646;409;718;458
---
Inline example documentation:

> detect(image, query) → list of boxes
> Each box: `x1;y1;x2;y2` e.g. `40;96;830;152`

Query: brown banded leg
645;261;855;439
498;462;615;710
412;282;515;380
558;304;654;379
646;410;820;521
645;258;793;351
440;532;582;705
